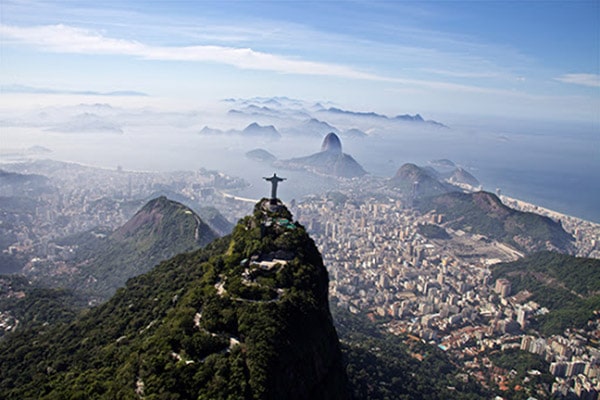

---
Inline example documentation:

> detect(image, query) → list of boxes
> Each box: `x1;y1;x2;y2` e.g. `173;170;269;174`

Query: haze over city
0;1;600;221
1;0;599;222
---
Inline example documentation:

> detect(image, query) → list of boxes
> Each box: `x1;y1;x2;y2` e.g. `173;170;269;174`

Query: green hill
389;163;458;198
0;275;84;338
491;251;600;335
50;196;219;303
416;191;575;254
0;199;348;399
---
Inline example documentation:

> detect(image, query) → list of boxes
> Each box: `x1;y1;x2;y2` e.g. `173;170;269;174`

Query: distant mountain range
226;97;447;127
283;118;340;138
201;118;367;141
217;97;447;139
275;133;367;178
46;112;124;134
1;84;147;97
200;122;281;139
321;107;447;128
242;122;280;139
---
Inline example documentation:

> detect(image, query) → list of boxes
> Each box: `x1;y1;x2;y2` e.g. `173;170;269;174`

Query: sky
0;0;599;122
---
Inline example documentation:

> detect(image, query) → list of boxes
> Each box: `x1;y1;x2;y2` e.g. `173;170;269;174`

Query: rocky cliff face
0;199;349;399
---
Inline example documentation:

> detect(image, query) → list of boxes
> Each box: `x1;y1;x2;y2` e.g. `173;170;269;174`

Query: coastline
499;194;600;259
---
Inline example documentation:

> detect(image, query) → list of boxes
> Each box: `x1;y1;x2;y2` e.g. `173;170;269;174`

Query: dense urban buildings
2;161;599;398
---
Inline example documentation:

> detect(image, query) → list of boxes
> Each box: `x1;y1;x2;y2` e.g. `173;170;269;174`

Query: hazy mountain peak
246;148;277;163
111;196;211;241
394;113;424;122
448;167;480;187
242;122;281;138
391;163;458;198
394;163;431;180
321;132;342;153
276;133;366;178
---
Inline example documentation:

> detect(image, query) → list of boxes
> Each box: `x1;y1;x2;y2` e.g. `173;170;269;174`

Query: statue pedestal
262;198;283;213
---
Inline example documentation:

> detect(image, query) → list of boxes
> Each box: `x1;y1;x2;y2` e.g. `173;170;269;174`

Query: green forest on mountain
492;251;600;335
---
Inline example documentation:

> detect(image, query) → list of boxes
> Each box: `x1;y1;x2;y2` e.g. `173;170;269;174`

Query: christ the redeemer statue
264;173;286;202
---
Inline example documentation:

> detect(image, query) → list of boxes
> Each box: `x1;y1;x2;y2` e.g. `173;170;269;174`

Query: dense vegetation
417;191;575;254
0;252;27;274
417;223;451;240
486;348;553;399
0;199;348;399
492;251;600;335
0;275;84;338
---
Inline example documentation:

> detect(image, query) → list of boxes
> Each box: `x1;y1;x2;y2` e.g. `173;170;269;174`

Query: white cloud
1;83;147;96
0;24;382;81
0;24;144;54
0;23;538;98
555;73;600;88
4;23;592;108
3;23;520;94
420;68;500;79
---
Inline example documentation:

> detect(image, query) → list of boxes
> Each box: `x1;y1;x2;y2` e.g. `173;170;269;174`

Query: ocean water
345;119;600;223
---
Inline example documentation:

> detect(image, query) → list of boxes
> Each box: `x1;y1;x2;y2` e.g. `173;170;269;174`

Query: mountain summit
276;132;366;178
39;196;219;303
321;132;342;153
242;122;281;139
390;163;457;198
111;196;216;245
0;199;349;399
